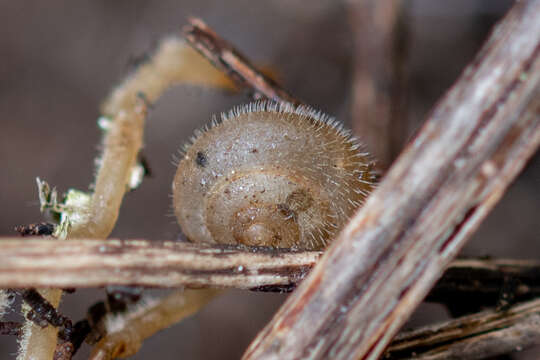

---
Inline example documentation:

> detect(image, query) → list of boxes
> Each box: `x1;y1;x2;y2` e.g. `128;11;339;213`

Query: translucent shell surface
172;102;376;250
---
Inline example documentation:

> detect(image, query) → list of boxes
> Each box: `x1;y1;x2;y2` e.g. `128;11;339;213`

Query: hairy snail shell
172;101;377;250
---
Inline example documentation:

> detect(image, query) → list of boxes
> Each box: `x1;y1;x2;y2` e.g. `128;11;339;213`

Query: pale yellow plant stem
19;290;63;360
89;289;221;360
102;37;234;117
18;36;232;360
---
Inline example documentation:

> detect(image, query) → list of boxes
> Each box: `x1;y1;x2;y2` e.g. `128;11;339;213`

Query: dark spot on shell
251;148;258;153
196;151;207;167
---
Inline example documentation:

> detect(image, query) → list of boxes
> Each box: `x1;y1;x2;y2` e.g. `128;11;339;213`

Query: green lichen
36;178;91;239
54;189;92;238
36;177;62;214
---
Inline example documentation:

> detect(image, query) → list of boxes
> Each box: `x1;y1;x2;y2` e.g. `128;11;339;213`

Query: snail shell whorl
172;101;376;250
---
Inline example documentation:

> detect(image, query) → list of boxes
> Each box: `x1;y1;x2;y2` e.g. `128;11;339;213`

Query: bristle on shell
172;100;377;250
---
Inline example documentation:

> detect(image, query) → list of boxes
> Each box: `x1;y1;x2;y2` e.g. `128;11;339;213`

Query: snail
172;101;377;250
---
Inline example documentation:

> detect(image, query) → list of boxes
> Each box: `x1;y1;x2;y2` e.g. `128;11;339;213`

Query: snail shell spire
172;101;377;250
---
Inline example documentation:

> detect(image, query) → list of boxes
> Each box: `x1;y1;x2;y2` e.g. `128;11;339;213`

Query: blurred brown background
0;0;538;359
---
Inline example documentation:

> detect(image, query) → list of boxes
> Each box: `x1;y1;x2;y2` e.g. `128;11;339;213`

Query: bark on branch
182;18;301;105
0;239;319;290
243;1;540;359
1;238;539;308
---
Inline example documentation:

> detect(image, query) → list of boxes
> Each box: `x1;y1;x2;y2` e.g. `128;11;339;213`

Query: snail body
172;101;376;250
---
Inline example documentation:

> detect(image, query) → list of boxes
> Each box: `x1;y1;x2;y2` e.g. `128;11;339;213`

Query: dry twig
385;298;540;360
243;1;540;359
182;18;301;105
425;258;540;314
0;239;319;290
1;239;540;307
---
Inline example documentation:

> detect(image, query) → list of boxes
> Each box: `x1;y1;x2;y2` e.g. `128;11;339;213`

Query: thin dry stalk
1;239;540;305
0;239;319;290
243;1;540;359
386;298;540;360
425;258;540;312
182;18;301;105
